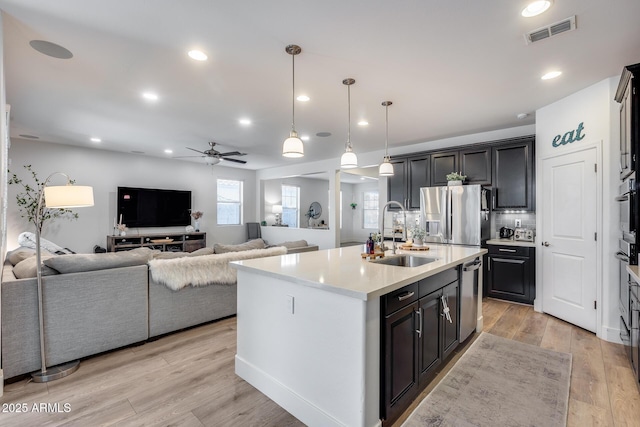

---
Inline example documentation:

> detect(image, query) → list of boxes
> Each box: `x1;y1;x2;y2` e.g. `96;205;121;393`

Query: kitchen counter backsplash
492;211;536;239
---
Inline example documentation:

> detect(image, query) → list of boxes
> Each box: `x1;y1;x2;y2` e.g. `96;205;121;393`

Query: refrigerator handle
492;190;496;210
446;188;452;241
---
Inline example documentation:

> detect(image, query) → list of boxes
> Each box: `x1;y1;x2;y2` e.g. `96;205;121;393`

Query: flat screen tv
117;187;191;228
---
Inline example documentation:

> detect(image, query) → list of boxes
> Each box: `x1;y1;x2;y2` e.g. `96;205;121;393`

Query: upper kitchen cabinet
408;155;431;210
459;146;491;185
387;155;430;210
387;159;408;211
491;138;535;211
615;62;640;181
431;152;458;186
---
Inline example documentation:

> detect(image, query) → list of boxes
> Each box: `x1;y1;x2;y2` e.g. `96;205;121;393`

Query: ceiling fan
175;141;247;165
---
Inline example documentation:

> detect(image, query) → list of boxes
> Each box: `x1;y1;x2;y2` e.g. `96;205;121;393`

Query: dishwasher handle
615;251;630;263
463;258;483;272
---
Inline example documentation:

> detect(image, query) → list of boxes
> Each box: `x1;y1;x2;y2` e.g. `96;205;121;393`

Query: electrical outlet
515;219;521;228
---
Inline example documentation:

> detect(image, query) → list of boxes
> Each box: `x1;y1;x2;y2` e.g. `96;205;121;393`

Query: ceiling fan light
340;149;358;169
205;157;221;165
379;157;395;176
283;131;304;158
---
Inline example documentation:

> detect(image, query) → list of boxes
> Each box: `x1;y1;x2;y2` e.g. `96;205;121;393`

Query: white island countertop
232;244;487;301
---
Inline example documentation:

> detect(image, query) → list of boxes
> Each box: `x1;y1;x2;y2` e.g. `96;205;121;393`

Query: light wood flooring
1;299;639;426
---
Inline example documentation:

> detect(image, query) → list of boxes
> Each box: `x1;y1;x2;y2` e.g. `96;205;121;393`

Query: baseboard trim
600;325;623;344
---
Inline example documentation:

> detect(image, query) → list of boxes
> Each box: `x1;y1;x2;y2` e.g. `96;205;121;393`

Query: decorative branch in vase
445;171;466;186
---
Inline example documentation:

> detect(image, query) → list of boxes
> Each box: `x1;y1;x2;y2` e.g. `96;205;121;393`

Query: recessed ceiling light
188;50;208;61
164;149;173;154
90;137;101;143
522;0;553;17
316;132;332;137
29;40;73;59
516;113;529;120
541;70;562;80
301;135;310;141
297;95;310;102
360;177;366;180
142;92;159;101
239;118;252;125
358;120;369;126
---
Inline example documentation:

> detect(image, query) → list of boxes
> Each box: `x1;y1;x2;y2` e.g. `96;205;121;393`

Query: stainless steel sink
370;255;438;267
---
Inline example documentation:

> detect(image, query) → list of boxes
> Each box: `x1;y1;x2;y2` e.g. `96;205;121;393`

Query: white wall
0;10;6;395
344;181;379;244
535;77;619;342
6;139;257;253
262;177;329;227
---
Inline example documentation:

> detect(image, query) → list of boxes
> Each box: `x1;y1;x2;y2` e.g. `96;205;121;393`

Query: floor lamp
31;172;94;383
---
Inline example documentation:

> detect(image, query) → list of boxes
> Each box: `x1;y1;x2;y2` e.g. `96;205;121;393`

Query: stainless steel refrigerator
419;185;490;246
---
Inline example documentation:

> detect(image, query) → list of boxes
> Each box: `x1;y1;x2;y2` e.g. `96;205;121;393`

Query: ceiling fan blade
219;151;245;156
222;157;247;164
186;147;206;154
173;155;206;159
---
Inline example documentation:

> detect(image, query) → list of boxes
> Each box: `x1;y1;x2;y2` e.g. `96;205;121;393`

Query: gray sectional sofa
1;238;315;380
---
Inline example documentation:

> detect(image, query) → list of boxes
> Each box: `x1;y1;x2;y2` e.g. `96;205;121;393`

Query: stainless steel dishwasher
460;257;482;341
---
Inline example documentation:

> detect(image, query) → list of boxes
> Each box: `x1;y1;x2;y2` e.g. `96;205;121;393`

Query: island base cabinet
381;270;460;426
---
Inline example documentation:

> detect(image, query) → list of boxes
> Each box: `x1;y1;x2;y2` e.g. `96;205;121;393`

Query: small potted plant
410;225;427;246
191;210;203;231
446;171;467;186
350;202;357;210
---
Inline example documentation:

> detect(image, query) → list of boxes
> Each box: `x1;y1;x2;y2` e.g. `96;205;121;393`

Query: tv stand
106;232;206;252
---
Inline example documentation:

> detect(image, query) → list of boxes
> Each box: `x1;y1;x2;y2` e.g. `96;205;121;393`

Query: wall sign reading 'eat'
552;122;586;147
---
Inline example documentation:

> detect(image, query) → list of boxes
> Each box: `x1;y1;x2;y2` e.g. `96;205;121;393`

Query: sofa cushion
13;254;59;279
43;247;158;274
153;247;214;259
6;247;37;266
278;240;309;249
213;238;265;254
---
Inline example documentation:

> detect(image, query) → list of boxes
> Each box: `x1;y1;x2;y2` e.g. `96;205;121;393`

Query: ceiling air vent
524;15;576;45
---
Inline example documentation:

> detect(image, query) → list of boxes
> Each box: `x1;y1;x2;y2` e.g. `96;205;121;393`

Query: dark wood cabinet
460;146;491;185
431;151;458;186
408;155;430;209
381;268;459;425
486;245;535;304
387;159;407;211
491;139;534;211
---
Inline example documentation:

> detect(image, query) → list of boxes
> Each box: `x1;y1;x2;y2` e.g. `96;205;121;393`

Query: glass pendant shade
283;130;304;158
340;147;358;169
379;157;394;176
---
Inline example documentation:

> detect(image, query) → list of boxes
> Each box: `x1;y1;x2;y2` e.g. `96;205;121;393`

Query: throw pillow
278;240;309;249
13;255;59;279
43;247;158;274
214;238;265;254
152;247;214;260
6;247;36;266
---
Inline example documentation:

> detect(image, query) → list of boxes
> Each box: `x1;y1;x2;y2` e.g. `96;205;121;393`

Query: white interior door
541;147;597;332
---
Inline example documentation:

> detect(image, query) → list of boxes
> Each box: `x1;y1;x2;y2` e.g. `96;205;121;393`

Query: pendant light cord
347;84;351;150
291;53;296;132
385;103;389;157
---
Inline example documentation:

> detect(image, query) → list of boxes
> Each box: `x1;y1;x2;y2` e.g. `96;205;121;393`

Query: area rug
402;332;572;427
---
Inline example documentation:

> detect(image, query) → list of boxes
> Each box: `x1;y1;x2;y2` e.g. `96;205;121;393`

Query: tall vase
194;221;200;232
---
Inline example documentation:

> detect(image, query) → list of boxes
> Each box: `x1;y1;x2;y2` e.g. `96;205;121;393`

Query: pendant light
282;44;304;158
340;78;358;169
379;101;394;176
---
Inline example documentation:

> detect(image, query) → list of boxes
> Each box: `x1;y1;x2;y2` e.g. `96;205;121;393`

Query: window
217;179;243;225
363;191;379;229
282;184;299;228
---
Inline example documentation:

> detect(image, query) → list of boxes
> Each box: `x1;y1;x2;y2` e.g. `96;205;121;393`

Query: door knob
542;241;550;247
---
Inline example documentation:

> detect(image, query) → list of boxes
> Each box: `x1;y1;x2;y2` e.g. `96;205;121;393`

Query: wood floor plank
486;303;530;339
512;309;548;346
480;298;510;331
600;340;629;369
604;364;640;427
540;316;573;353
567;398;614;427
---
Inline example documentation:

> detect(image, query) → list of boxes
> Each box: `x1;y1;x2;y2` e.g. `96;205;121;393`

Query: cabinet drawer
384;282;419;315
488;245;531;257
418;267;458;298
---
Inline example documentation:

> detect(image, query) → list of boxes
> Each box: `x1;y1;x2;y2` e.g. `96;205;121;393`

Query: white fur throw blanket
148;247;287;291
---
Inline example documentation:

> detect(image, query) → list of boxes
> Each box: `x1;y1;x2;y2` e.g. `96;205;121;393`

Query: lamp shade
272;204;283;214
340;150;358;169
283;134;304;158
379;159;395;176
44;185;94;208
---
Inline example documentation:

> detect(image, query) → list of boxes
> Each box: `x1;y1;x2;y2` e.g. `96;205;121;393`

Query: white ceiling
1;0;639;170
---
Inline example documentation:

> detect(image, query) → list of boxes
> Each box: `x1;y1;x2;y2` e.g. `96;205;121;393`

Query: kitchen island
231;244;487;427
